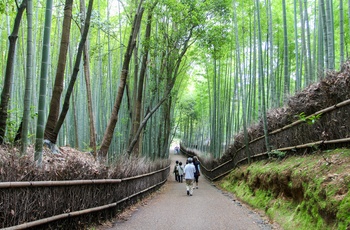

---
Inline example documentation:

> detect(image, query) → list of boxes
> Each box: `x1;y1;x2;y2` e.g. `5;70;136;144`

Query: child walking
177;162;184;183
173;160;180;182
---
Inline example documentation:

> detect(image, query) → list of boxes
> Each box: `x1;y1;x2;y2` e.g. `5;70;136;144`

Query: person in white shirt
177;162;184;183
184;157;196;196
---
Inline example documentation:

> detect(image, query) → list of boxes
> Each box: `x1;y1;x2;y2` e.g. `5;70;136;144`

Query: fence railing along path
1;165;170;229
183;98;350;181
105;152;274;230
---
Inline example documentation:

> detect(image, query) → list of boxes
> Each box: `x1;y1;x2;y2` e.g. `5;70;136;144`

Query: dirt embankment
205;61;350;169
221;149;350;230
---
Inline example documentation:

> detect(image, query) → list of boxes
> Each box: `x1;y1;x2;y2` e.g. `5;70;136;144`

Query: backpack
174;165;179;174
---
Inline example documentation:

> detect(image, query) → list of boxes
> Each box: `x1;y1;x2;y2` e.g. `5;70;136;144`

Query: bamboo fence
2;179;167;230
0;165;170;229
183;99;350;181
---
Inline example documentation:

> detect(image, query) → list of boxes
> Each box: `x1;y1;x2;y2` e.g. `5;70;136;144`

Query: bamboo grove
177;0;350;158
0;0;349;163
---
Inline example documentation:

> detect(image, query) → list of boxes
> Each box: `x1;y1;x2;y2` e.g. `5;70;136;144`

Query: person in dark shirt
193;156;200;189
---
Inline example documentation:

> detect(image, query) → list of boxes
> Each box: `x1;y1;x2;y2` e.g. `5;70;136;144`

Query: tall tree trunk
127;89;171;155
340;0;344;66
0;0;27;144
250;10;257;122
256;0;270;158
99;3;145;157
44;0;73;143
211;58;217;157
233;1;249;162
35;0;53;165
325;0;334;69
217;60;222;157
282;0;290;96
130;4;156;156
293;0;301;91
72;89;79;148
128;22;194;157
299;0;309;86
348;0;350;56
51;0;94;143
319;0;329;70
21;0;33;155
304;0;313;81
80;0;97;157
226;33;233;147
267;0;276;106
317;2;324;78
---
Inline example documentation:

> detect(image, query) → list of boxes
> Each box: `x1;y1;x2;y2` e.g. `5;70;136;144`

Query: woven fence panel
0;167;170;229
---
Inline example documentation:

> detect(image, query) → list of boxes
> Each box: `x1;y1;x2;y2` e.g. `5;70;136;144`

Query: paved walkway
104;153;277;230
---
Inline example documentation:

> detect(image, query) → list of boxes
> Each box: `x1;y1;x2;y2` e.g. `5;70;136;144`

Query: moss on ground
219;148;350;230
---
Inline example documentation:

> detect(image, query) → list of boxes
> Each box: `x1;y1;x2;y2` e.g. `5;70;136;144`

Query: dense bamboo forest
0;0;349;163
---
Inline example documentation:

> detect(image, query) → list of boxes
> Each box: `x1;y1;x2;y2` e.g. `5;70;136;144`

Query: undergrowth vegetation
220;148;350;230
0;145;170;182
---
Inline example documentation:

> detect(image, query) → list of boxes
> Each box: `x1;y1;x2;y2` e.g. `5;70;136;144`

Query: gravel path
104;153;278;230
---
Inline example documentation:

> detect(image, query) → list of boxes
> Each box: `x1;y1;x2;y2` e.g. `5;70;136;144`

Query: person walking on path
193;156;200;189
104;153;277;230
177;162;184;183
183;157;196;196
173;160;180;182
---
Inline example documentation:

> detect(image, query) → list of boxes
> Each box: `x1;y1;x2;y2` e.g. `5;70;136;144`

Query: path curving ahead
103;152;278;230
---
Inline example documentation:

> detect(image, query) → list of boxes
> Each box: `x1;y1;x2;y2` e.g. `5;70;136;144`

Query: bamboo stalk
236;157;249;165
211;170;232;181
270;99;350;135
324;137;350;144
121;165;170;181
117;178;167;204
208;159;233;172
199;163;209;171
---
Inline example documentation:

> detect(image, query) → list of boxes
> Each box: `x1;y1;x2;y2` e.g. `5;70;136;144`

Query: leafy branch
298;112;322;125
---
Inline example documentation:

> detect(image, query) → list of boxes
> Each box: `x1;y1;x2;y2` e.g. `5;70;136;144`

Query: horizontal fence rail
0;165;170;229
182;99;350;181
3;179;168;230
236;98;350;154
235;137;350;166
0;179;123;188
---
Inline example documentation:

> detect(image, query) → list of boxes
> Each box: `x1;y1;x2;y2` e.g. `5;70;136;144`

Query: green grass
219;148;350;230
